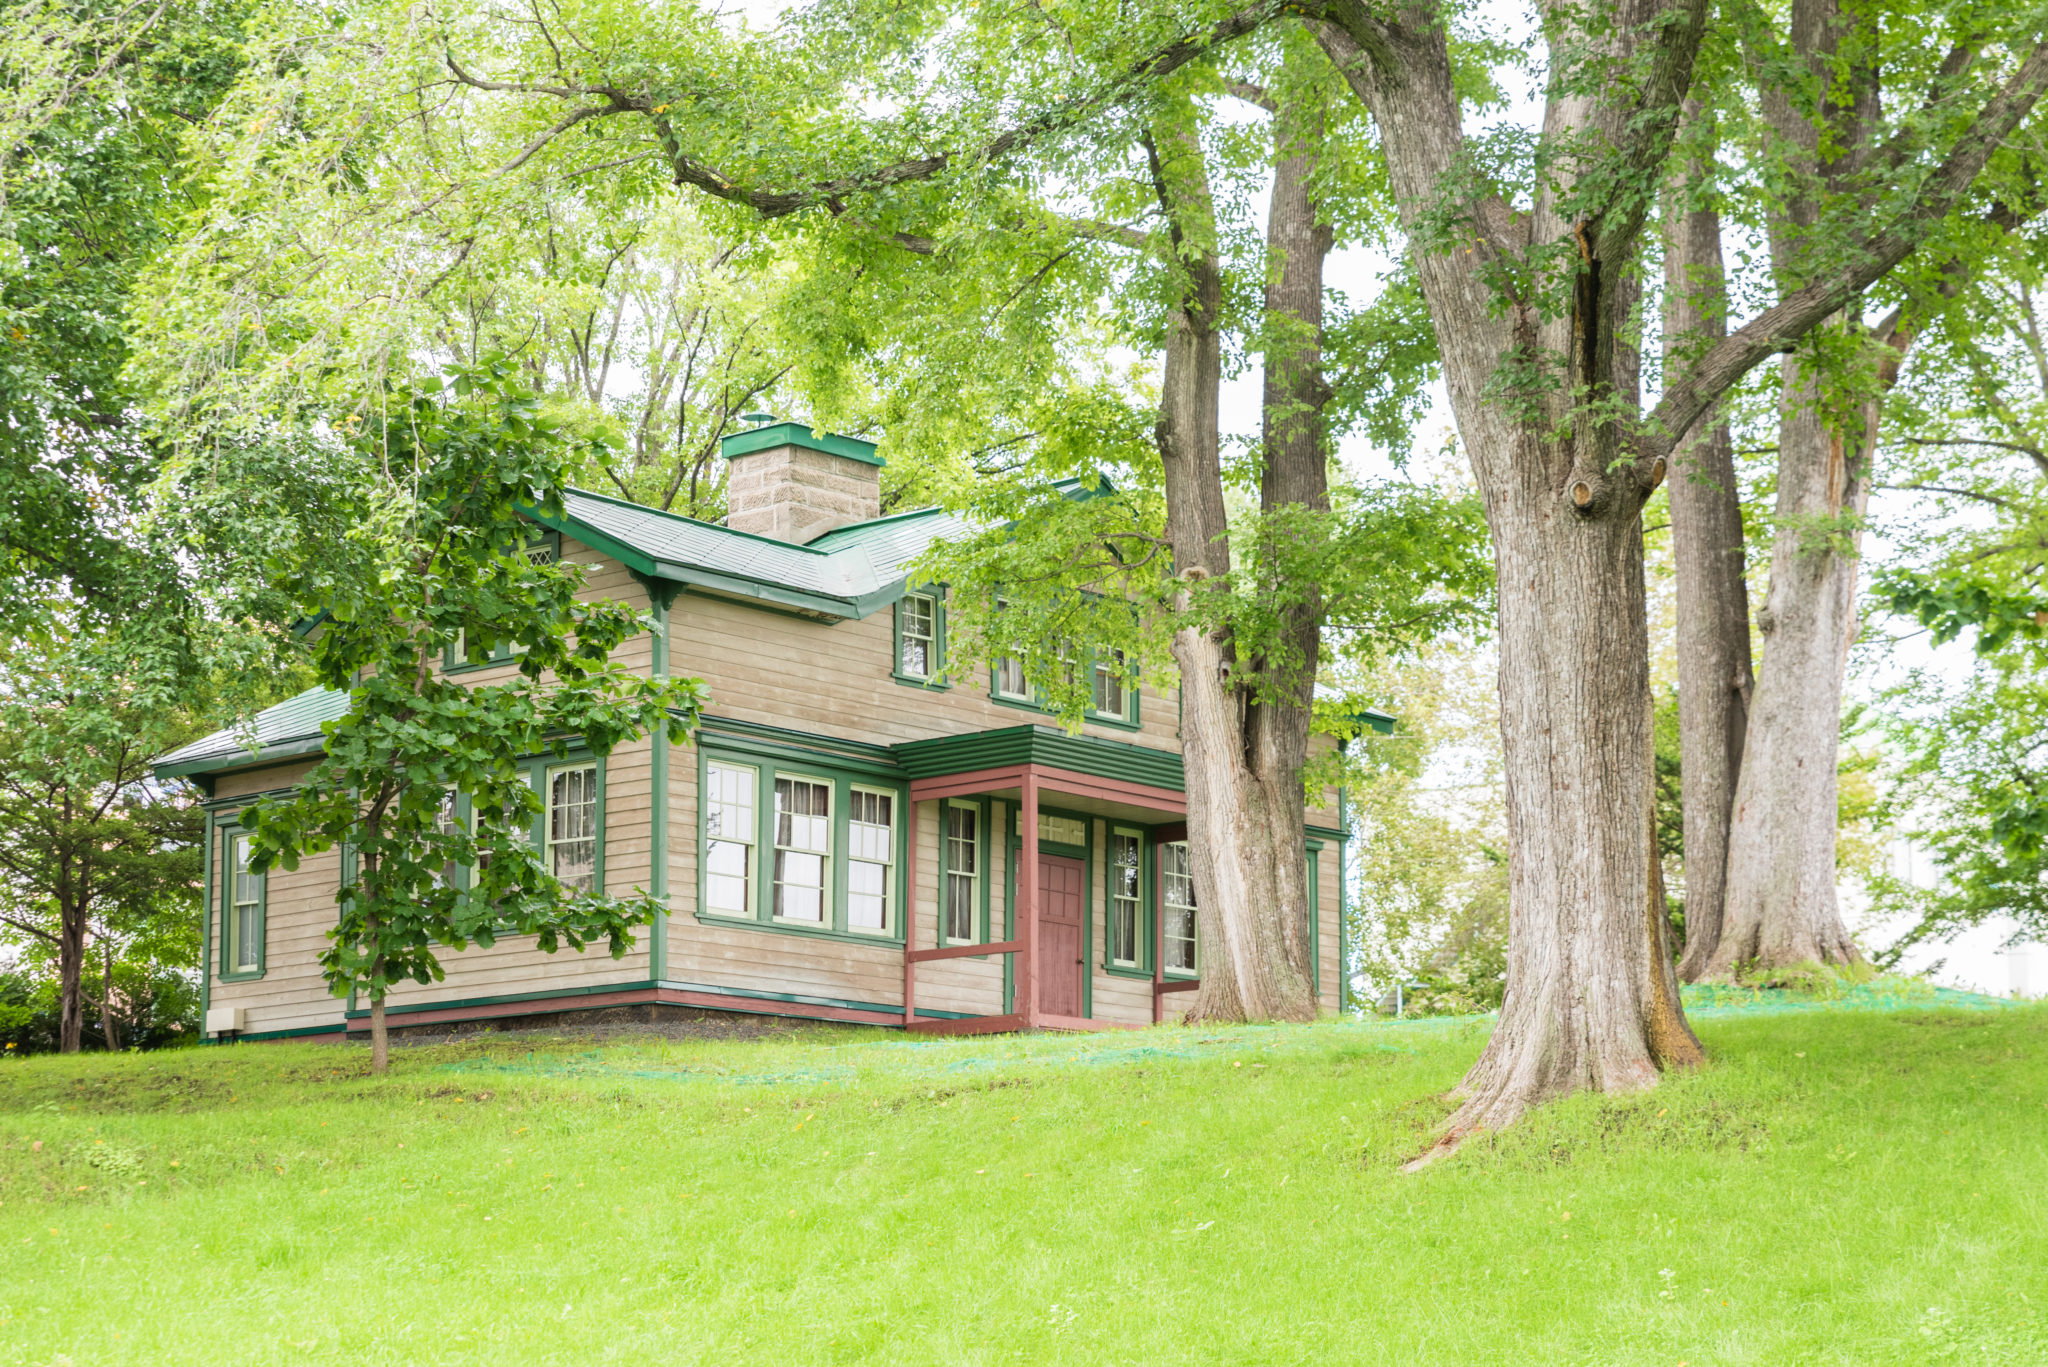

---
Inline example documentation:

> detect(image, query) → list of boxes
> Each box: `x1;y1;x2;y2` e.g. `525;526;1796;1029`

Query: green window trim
892;589;950;689
693;744;909;944
986;651;1141;731
1101;825;1152;977
1161;838;1199;979
1307;846;1321;1002
429;748;606;902
443;531;566;673
938;795;993;948
217;820;267;983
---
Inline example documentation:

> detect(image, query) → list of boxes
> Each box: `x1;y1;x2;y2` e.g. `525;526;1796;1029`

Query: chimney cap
719;421;882;467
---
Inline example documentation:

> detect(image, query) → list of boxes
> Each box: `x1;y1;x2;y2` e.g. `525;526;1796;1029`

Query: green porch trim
697;715;902;777
894;724;1185;793
224;1023;350;1043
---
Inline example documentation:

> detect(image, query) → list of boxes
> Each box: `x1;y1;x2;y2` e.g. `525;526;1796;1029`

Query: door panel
1037;854;1084;1018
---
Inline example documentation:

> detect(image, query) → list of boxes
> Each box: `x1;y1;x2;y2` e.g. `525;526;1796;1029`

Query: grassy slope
1;998;2044;1366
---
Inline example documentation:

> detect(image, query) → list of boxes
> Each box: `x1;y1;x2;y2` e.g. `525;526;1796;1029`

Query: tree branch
1645;41;2048;462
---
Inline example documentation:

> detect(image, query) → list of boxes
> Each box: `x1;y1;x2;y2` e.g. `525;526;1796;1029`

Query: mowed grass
2;999;2045;1366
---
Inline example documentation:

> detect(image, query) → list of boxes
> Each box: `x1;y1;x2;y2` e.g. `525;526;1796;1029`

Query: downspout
1337;783;1348;1018
640;577;679;988
199;814;214;1044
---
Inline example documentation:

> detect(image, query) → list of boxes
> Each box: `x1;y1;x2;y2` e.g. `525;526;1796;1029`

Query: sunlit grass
2;996;2043;1365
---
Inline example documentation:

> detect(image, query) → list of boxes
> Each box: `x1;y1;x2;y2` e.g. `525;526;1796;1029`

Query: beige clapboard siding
213;759;318;801
208;837;346;1035
670;590;1183;752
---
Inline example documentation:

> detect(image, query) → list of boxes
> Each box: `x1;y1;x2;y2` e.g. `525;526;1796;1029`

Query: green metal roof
527;488;969;620
154;685;353;780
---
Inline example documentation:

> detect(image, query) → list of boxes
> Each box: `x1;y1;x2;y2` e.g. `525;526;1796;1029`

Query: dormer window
898;594;936;678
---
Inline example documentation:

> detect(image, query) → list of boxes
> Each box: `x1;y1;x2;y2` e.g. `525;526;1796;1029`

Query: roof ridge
560;487;953;558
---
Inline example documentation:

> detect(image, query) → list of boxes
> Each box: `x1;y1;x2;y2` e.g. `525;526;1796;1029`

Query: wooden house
155;423;1379;1041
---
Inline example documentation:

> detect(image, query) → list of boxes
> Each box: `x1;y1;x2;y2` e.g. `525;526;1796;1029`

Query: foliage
0;961;199;1054
2;1003;2045;1360
242;359;706;1020
1334;643;1509;1015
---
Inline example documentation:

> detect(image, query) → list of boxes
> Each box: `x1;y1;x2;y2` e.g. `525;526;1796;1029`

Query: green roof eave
152;732;329;782
893;724;1185;793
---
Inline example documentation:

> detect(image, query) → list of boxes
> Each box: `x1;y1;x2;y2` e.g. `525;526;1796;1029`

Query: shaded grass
2;1001;2045;1365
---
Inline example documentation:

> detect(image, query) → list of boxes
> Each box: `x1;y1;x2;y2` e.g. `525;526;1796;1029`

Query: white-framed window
431;787;461;887
1090;651;1127;719
1109;830;1142;967
899;594;936;679
228;832;264;974
703;762;757;917
944;802;980;943
1163;840;1198;973
547;763;599;894
847;787;895;933
993;655;1030;700
773;776;832;923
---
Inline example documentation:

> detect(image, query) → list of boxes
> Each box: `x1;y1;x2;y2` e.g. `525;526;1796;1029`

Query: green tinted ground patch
1;997;2044;1366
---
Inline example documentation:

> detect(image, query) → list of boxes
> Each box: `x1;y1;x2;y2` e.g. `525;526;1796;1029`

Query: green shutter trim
199;817;214;1039
639;578;678;983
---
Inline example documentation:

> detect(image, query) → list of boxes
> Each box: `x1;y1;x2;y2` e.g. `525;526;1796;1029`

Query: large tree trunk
1662;106;1755;981
1705;363;1868;975
1703;0;1870;978
1147;108;1319;1023
1314;8;1703;1140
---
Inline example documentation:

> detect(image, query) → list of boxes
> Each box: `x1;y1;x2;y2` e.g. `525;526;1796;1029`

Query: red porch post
903;797;917;1027
1018;769;1040;1029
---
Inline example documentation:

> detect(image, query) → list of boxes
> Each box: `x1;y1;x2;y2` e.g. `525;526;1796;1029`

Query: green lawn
2;991;2045;1366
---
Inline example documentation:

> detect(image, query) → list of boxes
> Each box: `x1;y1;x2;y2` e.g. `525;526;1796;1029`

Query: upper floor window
1090;651;1129;721
446;531;563;670
1162;840;1198;973
898;594;937;679
993;655;1030;701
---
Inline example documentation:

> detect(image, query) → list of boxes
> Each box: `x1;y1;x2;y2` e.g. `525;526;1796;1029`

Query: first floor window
899;594;936;678
1163;840;1197;972
1091;651;1127;719
847;788;895;932
704;762;756;916
228;831;263;973
944;803;979;942
774;777;832;922
547;763;599;894
1109;832;1142;966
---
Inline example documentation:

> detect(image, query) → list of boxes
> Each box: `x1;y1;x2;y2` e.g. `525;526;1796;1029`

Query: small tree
246;359;705;1072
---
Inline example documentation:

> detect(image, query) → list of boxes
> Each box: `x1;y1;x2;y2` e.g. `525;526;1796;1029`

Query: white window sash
944;802;980;944
772;775;832;924
703;761;758;918
847;786;894;934
546;763;599;894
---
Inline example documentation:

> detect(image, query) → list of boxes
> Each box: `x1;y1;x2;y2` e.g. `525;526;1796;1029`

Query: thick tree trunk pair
1149;94;1329;1024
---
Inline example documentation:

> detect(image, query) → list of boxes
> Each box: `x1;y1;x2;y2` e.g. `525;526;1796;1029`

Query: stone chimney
720;421;882;542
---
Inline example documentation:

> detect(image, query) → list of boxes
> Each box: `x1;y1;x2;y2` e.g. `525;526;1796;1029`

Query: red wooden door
1037;854;1085;1018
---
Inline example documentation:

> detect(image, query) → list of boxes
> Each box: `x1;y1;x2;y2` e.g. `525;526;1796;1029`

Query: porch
897;745;1198;1035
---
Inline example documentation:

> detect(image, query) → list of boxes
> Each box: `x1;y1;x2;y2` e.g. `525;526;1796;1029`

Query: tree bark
1663;105;1755;980
101;941;120;1052
370;995;389;1072
1705;0;1872;977
57;914;85;1053
1706;362;1869;975
1146;107;1320;1023
1314;4;1707;1139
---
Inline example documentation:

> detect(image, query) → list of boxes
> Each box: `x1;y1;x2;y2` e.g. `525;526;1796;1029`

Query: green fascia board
1343;707;1398;736
893;724;1185;793
719;422;884;466
156;734;328;781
